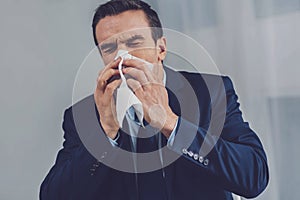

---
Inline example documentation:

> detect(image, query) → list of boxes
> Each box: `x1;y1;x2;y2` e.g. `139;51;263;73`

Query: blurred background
0;0;299;199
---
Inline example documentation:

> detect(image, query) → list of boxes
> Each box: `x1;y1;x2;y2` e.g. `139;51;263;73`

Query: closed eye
100;42;117;54
126;42;142;48
123;35;145;48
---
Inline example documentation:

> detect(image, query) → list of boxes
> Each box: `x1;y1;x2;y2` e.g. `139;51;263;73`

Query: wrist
161;113;178;138
107;131;119;140
100;120;119;139
104;128;119;140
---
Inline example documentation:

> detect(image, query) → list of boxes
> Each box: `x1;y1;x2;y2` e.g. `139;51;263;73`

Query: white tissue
115;50;153;128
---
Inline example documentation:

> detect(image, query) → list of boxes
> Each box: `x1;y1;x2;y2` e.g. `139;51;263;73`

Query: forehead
95;10;152;44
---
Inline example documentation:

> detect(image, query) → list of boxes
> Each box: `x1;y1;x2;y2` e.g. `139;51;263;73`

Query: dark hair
92;0;163;46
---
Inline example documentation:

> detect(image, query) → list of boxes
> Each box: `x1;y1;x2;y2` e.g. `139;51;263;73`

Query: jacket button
204;158;209;166
100;152;107;159
93;163;100;168
193;154;199;160
198;156;204;163
90;168;96;172
188;151;194;157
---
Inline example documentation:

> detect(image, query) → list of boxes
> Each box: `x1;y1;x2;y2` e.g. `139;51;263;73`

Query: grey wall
0;0;105;199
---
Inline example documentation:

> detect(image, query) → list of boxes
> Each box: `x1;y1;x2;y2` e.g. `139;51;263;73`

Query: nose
117;42;129;52
114;42;134;60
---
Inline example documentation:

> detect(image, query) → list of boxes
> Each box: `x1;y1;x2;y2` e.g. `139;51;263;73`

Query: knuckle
97;76;103;83
106;84;114;91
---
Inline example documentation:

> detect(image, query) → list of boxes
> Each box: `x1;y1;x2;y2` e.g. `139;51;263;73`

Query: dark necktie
136;126;168;200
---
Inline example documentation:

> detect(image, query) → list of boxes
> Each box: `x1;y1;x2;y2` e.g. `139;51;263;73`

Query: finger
97;69;120;92
98;57;121;79
103;79;122;99
105;57;122;70
122;67;149;87
97;57;121;88
126;78;143;95
151;63;165;84
123;59;155;83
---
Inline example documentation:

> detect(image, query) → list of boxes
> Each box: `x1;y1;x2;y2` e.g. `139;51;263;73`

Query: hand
94;58;122;139
122;59;178;138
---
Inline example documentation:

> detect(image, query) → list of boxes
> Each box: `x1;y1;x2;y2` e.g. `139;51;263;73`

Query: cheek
130;48;158;63
102;54;116;65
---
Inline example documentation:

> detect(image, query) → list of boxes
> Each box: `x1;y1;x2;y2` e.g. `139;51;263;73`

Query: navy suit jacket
40;66;269;200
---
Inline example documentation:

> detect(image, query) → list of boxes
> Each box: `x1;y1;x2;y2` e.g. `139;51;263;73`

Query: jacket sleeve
168;76;269;198
39;107;116;200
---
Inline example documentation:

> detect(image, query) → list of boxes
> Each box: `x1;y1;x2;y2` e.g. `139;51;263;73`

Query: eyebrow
100;42;116;51
99;34;145;50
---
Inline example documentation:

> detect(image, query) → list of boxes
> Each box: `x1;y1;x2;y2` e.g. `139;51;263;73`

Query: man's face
95;10;166;65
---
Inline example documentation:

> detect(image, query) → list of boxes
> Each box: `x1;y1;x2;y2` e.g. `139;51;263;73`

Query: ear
157;37;167;62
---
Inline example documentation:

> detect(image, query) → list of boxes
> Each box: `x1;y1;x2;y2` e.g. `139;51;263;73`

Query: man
40;0;269;199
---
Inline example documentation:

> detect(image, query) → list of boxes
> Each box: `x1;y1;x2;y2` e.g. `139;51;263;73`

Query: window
254;0;300;18
148;0;217;30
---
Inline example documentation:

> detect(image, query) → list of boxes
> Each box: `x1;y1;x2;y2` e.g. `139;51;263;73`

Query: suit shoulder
63;94;95;115
178;70;230;81
178;71;234;91
62;94;96;126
